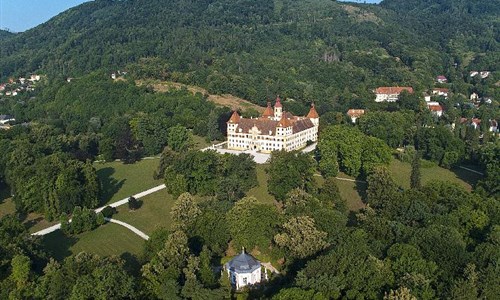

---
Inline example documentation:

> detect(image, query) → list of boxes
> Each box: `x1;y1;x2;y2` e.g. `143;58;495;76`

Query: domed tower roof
277;112;292;128
228;111;241;123
225;249;261;273
274;96;282;108
306;103;319;119
262;102;274;118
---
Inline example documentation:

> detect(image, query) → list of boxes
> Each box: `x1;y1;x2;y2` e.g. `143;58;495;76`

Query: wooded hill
0;0;498;110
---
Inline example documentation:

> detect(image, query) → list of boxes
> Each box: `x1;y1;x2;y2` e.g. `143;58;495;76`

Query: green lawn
389;159;479;191
113;189;175;235
42;222;145;261
0;198;15;219
246;164;275;205
95;159;163;205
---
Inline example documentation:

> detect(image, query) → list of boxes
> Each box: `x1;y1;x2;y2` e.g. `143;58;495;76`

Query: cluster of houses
346;74;498;134
0;74;41;97
469;71;491;79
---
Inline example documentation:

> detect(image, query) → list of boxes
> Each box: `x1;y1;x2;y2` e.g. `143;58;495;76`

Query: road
32;184;166;236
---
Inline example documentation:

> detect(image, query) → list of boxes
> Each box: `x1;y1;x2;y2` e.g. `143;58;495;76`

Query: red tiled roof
347;109;365;117
375;87;414;94
262;102;273;118
277;113;292;128
428;104;443;112
306;104;319;118
228;111;240;123
274;96;282;108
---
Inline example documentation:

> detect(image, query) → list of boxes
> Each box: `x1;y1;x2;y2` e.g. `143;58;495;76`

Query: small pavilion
225;249;265;290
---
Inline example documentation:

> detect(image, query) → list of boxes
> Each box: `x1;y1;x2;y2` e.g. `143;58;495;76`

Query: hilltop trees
318;125;391;178
161;150;257;201
267;151;316;201
6;150;100;220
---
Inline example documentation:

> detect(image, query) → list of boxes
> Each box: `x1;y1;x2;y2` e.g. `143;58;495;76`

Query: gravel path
105;218;149;240
31;184;166;236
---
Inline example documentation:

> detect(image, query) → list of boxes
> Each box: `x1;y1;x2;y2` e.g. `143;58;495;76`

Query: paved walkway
262;262;280;274
105;218;149;240
32;184;166;236
458;166;484;176
204;142;317;164
313;173;367;184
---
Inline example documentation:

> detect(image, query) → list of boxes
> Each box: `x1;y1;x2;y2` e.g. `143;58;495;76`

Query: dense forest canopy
0;0;498;109
0;0;499;299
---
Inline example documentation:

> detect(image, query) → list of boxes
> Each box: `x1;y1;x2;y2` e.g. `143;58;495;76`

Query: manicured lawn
0;185;15;218
389;159;479;191
113;189;175;235
0;198;15;218
42;222;145;261
95;159;163;205
246;164;275;205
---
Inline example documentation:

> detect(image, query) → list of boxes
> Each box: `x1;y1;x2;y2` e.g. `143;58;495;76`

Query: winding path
105;218;149;240
31;184;166;236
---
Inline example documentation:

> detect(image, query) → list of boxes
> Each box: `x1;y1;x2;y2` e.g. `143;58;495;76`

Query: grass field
246;164;275;205
95;159;163;205
389;159;480;191
42;222;145;261
113;189;175;235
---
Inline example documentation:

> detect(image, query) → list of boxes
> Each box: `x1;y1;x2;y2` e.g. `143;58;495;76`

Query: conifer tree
410;151;421;190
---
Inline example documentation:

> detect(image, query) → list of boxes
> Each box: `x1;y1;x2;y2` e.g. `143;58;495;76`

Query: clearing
137;80;265;113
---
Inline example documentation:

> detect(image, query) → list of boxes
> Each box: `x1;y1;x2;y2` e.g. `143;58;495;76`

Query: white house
0;115;15;125
432;88;449;98
347;109;365;123
226;97;319;153
436;75;448;83
225;250;262;290
426;102;443;117
374;87;414;102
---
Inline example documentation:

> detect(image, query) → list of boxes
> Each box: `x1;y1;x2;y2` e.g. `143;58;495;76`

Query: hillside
0;30;14;41
0;0;498;110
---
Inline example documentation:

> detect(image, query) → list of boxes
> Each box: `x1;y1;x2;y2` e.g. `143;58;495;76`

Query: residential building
226;97;319;153
426;102;443;117
374;87;414;102
436;75;448;83
347;109;365;123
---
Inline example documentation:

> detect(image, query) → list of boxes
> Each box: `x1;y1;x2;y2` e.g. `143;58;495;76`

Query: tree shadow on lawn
0;183;11;204
41;230;78;261
120;252;143;276
450;166;483;190
97;167;125;206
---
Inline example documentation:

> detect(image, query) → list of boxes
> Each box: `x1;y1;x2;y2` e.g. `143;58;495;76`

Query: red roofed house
347;109;365;123
436;75;448;83
227;96;319;152
374;87;414;102
432;88;449;98
426;102;443;117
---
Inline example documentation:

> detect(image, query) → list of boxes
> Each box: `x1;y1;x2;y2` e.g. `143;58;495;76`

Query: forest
0;0;499;299
0;0;498;112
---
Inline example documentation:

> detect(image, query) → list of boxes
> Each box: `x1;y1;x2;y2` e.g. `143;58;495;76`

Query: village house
226;97;319;153
225;250;265;290
426;102;443;117
0;115;15;125
374;86;414;102
347;109;365;123
432;88;449;98
436;75;448;83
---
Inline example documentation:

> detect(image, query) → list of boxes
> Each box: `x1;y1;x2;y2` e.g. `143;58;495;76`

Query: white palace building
226;97;319;153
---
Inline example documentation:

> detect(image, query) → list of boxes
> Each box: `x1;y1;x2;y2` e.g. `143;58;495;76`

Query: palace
226;97;319;153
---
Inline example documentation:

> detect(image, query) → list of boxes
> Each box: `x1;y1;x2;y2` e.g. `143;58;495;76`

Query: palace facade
226;97;319;153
